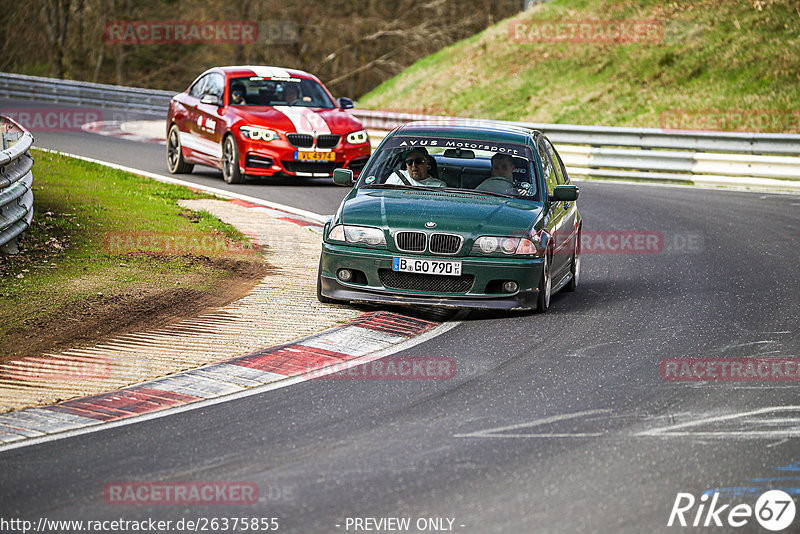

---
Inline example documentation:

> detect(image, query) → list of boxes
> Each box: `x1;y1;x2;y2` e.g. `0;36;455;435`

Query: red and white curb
0;311;460;452
81;121;166;144
0;148;462;453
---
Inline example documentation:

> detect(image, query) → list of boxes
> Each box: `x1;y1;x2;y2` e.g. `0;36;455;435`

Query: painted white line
637;406;800;437
453;409;612;438
34;147;329;224
0;313;466;454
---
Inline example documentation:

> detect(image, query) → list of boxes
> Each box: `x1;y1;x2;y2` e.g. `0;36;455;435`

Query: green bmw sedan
317;121;581;312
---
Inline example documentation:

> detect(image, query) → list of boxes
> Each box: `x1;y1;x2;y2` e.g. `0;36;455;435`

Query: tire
565;227;581;292
535;253;552;314
316;261;336;304
222;135;245;184
166;125;193;174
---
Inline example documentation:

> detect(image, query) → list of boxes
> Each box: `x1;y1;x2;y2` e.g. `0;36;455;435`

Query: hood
340;189;543;240
231;107;363;135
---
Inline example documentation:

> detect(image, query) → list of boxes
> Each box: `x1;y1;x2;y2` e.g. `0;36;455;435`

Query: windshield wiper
440;187;513;199
363;184;447;193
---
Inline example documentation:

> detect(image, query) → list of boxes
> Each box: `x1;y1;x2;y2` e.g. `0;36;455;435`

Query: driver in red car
230;83;246;105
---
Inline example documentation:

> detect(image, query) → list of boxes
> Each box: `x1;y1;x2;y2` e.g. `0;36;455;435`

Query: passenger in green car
476;153;517;195
385;147;446;187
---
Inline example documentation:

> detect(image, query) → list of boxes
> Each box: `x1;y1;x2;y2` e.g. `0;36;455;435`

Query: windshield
357;136;540;200
228;76;335;108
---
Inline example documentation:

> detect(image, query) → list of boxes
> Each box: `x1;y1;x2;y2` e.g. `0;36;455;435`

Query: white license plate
392;257;462;276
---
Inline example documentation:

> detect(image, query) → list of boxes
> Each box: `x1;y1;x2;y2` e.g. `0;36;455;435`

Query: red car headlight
239;126;279;141
345;130;369;145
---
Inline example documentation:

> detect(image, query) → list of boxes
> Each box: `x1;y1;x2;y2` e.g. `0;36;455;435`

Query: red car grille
316;134;340;149
282;161;342;174
287;133;313;148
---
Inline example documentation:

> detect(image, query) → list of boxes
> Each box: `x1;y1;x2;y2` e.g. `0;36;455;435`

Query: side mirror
336;97;354;110
333;168;354;186
201;94;220;106
550;184;579;202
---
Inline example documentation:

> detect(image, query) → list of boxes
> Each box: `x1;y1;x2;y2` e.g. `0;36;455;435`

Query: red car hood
232;106;363;135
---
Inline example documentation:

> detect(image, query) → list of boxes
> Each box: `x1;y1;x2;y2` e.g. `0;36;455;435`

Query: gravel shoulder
0;199;359;412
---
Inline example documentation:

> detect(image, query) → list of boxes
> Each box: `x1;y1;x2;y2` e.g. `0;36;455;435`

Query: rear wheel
535;253;552;313
222;135;245;184
166;125;193;174
565;227;581;292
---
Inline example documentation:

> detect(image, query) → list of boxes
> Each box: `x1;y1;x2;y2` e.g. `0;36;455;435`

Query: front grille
429;234;463;255
287;133;313;148
379;269;474;293
316;134;340;149
245;154;273;169
347;157;369;173
282;161;341;174
395;231;426;252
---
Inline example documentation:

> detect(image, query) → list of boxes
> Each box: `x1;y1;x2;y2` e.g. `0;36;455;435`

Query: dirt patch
1;254;274;361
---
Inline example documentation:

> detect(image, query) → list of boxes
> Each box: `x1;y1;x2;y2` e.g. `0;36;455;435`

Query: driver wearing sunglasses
385;147;445;187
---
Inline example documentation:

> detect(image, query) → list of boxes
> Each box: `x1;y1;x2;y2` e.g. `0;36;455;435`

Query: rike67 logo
668;490;796;531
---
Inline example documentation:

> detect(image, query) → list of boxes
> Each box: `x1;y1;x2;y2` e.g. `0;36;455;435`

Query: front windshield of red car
228;76;335;108
358;136;540;201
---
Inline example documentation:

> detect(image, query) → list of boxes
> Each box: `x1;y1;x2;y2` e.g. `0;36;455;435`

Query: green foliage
361;0;800;131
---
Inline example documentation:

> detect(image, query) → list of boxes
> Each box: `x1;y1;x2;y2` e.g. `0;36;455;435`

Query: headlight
472;236;538;256
327;225;386;247
346;130;369;145
239;126;279;141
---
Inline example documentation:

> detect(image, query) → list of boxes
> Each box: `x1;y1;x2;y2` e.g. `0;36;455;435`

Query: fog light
502;281;518;293
337;269;353;282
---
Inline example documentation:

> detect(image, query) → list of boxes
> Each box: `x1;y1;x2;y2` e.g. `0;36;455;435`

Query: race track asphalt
2;98;800;533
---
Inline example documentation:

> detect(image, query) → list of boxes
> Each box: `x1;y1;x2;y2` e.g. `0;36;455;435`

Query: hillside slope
360;0;800;131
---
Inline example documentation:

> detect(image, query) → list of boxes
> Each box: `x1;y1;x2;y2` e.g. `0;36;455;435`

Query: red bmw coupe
166;66;371;184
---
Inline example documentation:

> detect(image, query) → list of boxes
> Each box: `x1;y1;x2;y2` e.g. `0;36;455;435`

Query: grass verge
0;149;270;360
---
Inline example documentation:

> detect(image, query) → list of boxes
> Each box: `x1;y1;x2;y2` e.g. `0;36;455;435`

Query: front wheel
565;227;581;292
222;136;245;184
535;253;552;313
166;125;193;174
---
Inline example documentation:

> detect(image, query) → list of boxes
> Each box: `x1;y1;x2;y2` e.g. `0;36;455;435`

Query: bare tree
40;0;74;78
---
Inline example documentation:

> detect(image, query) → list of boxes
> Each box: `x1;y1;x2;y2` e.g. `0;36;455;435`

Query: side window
188;75;208;98
538;140;557;195
205;73;224;99
543;138;567;185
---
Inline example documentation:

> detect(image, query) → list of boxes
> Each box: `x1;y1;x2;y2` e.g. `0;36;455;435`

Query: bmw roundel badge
425;221;436;228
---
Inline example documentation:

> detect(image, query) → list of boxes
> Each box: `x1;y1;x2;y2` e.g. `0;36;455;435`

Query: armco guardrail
0;115;34;254
0;72;174;115
351;110;800;188
1;72;799;189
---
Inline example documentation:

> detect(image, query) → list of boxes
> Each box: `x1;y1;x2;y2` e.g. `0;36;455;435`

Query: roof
212;65;317;80
394;120;539;144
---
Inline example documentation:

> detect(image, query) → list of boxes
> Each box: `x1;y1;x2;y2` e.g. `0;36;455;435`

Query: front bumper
237;136;370;178
319;243;544;310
